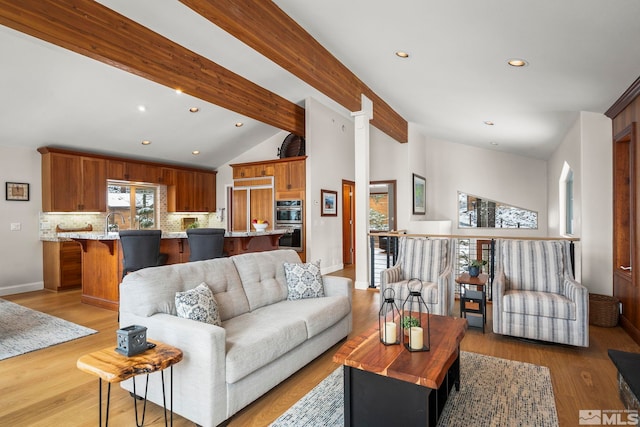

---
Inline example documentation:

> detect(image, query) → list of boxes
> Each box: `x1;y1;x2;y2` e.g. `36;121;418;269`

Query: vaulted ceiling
0;0;639;169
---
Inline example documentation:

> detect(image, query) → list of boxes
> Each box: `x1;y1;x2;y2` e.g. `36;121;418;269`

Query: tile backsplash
39;185;224;240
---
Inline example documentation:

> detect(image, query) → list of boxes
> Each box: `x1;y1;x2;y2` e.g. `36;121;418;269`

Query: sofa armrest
380;264;403;287
119;312;229;426
323;275;353;302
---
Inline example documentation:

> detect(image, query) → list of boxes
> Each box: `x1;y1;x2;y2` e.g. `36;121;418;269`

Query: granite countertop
52;229;287;241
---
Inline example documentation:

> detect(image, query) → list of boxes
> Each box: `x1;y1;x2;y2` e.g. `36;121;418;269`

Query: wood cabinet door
80;156;107;211
275;159;305;193
173;170;195;212
193;171;216;212
250;187;274;229
107;160;127;180
48;153;83;211
232;188;248;231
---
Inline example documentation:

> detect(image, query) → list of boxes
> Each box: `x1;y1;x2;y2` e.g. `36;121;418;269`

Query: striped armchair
493;239;589;347
380;237;454;316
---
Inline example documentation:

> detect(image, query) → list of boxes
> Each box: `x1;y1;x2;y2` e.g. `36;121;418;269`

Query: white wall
423;136;549;237
0;146;44;295
548;112;612;294
304;97;355;272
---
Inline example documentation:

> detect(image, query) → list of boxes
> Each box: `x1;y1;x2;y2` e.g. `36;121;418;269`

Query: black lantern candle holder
401;278;430;352
379;288;401;345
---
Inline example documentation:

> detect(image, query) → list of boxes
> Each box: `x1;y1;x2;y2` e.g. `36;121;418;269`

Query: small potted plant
401;316;420;335
468;259;487;277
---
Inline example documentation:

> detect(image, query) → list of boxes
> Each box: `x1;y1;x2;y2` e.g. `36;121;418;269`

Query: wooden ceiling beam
181;0;409;143
0;0;305;137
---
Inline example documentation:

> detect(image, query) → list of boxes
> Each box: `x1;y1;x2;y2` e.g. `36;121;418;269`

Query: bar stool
186;228;226;262
119;230;168;277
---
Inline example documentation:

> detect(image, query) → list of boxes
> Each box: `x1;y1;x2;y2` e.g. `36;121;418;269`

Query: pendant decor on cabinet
278;134;305;158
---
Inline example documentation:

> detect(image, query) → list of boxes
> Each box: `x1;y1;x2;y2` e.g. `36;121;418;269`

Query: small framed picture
412;173;426;215
321;189;338;216
6;182;29;201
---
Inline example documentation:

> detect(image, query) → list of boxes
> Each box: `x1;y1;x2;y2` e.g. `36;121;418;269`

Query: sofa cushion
224;312;307;384
502;240;565;294
175;283;222;326
284;260;325;300
120;257;250;321
502;290;576;320
231;250;302;311
253;296;350;338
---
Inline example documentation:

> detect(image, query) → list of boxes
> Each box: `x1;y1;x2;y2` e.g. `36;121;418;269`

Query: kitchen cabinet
39;149;107;212
167;169;216;212
107;160;162;183
232;163;275;179
40;147;216;213
230;156;306;199
42;240;82;291
274;158;305;196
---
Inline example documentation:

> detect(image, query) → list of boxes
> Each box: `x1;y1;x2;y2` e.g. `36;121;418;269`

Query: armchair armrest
380;264;403;287
436;263;454;316
563;277;589;303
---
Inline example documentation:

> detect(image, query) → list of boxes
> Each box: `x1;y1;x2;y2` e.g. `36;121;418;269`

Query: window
559;162;574;236
107;181;159;230
458;192;538;229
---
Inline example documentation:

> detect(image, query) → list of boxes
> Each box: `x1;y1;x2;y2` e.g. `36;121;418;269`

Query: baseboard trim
0;281;45;297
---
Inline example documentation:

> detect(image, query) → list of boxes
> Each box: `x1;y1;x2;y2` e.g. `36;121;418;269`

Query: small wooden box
116;325;148;356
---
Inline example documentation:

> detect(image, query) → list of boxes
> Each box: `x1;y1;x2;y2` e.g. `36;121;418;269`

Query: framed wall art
321;189;338;216
412;174;426;215
6;182;29;201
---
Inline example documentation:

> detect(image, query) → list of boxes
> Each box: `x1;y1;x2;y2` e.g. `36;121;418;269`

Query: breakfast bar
57;230;285;311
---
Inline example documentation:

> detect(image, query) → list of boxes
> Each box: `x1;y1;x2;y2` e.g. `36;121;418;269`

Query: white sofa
119;249;352;427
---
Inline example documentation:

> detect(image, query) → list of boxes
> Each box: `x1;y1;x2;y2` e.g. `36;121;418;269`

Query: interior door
342;180;355;265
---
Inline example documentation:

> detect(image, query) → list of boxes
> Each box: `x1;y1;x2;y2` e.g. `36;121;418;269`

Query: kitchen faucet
105;212;126;234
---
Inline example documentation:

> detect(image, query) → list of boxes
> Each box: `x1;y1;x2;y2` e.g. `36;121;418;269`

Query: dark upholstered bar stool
186;228;226;262
119;230;168;277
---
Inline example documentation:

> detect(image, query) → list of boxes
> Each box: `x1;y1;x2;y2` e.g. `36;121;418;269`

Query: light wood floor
1;266;639;426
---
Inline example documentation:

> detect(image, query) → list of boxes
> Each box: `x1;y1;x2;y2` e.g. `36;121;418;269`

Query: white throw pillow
284;260;325;300
175;282;221;326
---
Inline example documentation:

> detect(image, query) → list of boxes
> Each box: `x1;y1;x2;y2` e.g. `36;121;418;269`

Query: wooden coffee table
333;314;467;427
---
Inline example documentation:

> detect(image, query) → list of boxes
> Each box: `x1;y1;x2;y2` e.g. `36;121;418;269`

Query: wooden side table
77;340;183;427
455;273;489;333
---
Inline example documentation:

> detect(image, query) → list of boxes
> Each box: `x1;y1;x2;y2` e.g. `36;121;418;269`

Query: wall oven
275;200;303;252
275;200;302;223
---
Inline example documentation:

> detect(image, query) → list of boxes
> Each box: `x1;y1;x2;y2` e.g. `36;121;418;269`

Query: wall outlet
10;222;21;231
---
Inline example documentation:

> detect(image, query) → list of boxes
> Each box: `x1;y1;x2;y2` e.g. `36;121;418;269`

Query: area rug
0;299;96;361
270;351;558;427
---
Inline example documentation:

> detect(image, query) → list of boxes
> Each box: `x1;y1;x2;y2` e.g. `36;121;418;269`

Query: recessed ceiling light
192;150;200;155
490;142;499;146
484;121;495;126
395;51;410;58
235;122;244;127
507;58;528;67
138;105;146;112
189;107;200;113
141;140;151;145
175;89;183;95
